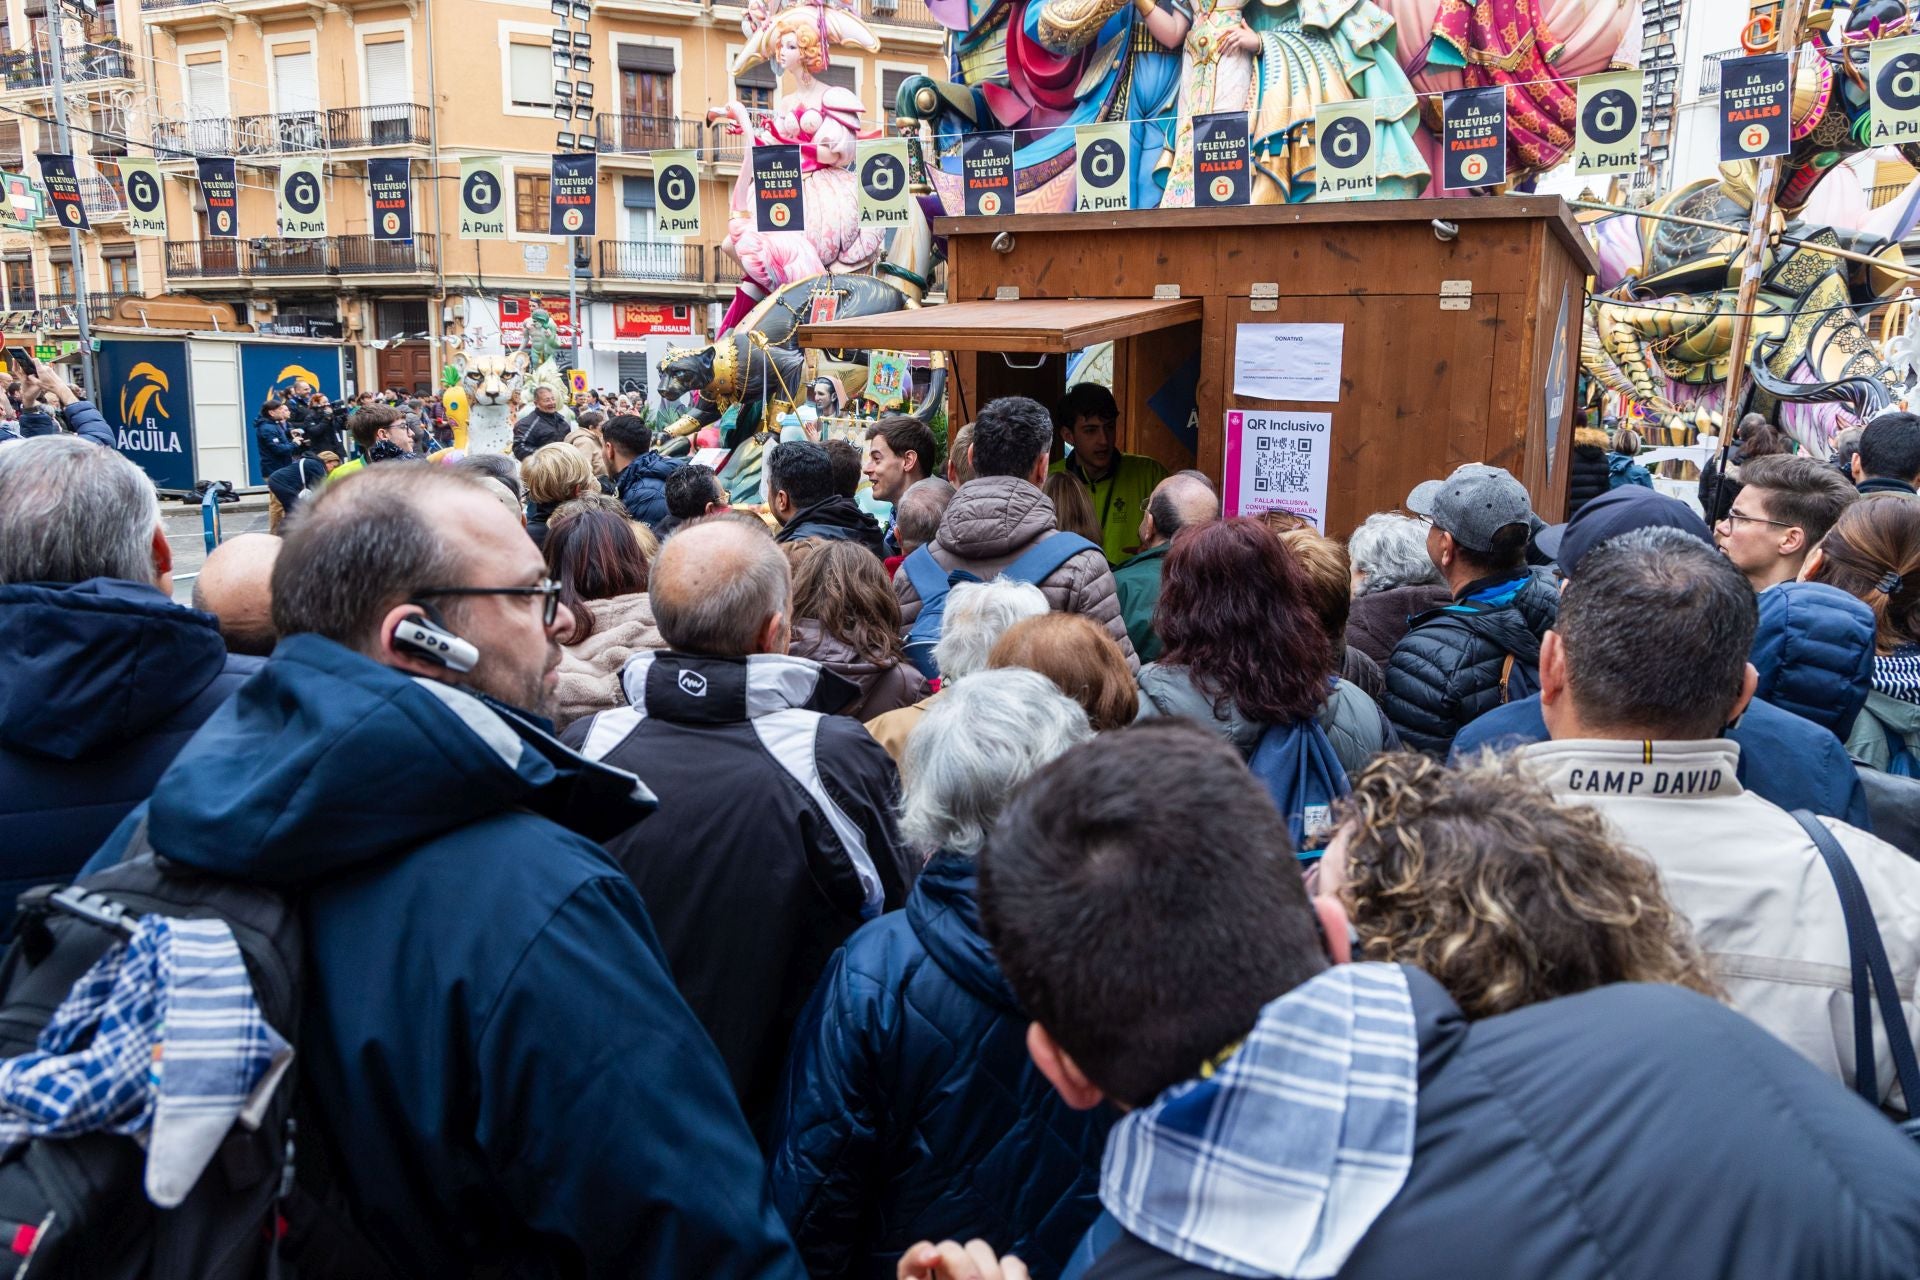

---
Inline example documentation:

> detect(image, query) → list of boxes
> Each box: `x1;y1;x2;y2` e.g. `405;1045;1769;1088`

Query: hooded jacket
253;413;296;476
1085;971;1920;1280
789;619;930;721
552;592;664;731
1565;430;1612;517
564;650;916;1132
1344;583;1453;667
1135;663;1396;777
893;475;1139;671
614;451;685;529
16;397;113;447
1526;737;1920;1110
1607;452;1654;490
776;495;889;557
1751;582;1876;740
1846;646;1920;772
80;635;801;1278
1382;571;1559;757
769;852;1114;1279
0;578;259;939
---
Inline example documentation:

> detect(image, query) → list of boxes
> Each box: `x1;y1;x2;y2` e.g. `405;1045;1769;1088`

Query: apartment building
0;0;943;394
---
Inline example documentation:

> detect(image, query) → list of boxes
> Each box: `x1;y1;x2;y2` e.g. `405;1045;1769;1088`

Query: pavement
164;495;271;606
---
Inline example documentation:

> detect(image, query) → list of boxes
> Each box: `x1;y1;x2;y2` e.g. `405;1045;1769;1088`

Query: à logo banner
1313;102;1376;201
1574;71;1643;175
277;158;327;238
858;139;913;227
1871;36;1920;145
368;158;412;241
197;157;239;238
1193;112;1250;208
654;150;702;236
458;157;507;239
962;131;1014;216
36;154;86;230
1074;122;1130;212
1441;87;1507;190
119;157;166;237
549;153;597;236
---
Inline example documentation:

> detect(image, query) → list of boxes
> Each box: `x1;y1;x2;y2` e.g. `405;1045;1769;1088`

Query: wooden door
620;71;673;148
1219;293;1501;539
377;342;433;395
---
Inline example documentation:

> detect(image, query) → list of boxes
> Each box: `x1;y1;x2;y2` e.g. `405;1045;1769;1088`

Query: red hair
1155;517;1336;724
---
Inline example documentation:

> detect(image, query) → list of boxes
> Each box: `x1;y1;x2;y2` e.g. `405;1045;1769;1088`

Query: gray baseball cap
1405;464;1532;553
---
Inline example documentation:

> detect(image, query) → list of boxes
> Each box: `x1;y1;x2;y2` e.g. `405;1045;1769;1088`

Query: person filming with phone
0;355;113;448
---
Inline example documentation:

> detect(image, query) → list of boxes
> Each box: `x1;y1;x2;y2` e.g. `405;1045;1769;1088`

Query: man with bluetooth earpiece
79;462;806;1278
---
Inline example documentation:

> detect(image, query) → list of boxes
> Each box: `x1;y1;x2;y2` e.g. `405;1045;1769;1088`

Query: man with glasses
1715;455;1858;593
80;463;803;1277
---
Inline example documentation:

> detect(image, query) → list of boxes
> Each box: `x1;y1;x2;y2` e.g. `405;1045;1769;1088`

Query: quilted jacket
768;851;1114;1280
1565;432;1612;517
1346;583;1453;666
893;475;1138;671
1750;582;1876;741
1383;571;1559;757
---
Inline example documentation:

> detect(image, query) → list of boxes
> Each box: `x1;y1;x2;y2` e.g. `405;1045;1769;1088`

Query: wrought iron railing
595;113;709;156
598;239;703;282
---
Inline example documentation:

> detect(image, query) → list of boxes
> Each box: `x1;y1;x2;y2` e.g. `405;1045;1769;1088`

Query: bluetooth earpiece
392;609;479;674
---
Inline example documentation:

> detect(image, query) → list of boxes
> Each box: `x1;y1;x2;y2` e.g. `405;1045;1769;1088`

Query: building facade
0;0;943;396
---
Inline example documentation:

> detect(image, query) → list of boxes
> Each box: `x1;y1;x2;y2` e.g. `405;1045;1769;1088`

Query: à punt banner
1194;112;1250;208
654;151;702;237
858;139;913;227
549;152;598;236
197;158;239;238
36;153;85;230
1441;87;1506;190
119;157;166;237
1074;122;1131;212
369;158;413;241
458;157;508;239
962;131;1015;216
1313;102;1376;201
1574;71;1644;176
1871;35;1920;145
752;143;805;233
1719;53;1790;161
277;158;327;238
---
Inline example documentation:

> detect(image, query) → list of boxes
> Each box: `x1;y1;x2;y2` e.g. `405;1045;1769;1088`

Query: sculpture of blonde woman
710;2;885;331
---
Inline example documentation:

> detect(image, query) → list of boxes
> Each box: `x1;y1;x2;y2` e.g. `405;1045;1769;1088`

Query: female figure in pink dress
711;3;885;332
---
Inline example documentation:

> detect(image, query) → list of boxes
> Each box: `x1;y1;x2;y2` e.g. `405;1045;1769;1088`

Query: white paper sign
1233;322;1345;402
1223;409;1333;530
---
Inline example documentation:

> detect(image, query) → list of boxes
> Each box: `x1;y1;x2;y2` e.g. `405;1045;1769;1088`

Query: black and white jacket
562;649;915;1133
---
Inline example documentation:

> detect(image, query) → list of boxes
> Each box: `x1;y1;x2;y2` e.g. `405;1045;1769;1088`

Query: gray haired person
864;576;1051;765
0;436;262;938
1346;511;1453;665
767;668;1112;1277
893;477;956;558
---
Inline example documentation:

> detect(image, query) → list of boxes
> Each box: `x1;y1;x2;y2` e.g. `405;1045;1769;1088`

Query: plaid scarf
1875;645;1920;704
0;915;292;1208
1101;964;1417;1279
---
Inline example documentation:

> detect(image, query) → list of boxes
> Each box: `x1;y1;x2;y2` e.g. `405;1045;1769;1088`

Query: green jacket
1112;542;1170;664
1052;451;1168;565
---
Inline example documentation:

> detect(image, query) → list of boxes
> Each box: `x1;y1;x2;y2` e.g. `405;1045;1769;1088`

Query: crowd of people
3;375;1920;1279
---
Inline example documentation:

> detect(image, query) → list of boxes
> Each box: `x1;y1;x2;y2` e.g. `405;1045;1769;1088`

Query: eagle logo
119;362;170;423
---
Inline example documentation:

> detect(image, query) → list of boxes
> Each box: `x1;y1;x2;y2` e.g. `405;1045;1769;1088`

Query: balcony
599;240;703;282
710;122;745;165
594;113;708;157
37;177;123;224
327;104;430;149
47;289;139;324
1;42;134;93
860;0;943;27
154;105;430;158
715;254;746;286
166;234;437;281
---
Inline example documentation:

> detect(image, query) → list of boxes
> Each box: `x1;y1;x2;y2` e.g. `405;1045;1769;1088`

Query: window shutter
623;175;655;208
363;40;407;106
617;45;675;72
273;49;318;114
509;43;555;107
818;62;855;90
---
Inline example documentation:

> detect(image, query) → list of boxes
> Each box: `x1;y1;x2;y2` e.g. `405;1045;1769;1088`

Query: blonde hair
1043;472;1101;544
1334;753;1721;1018
770;8;827;73
521;442;595;506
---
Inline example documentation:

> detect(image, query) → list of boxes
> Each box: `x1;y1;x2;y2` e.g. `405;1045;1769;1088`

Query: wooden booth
795;197;1597;535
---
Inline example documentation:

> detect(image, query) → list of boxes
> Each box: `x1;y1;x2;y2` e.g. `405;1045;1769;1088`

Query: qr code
1252;436;1313;493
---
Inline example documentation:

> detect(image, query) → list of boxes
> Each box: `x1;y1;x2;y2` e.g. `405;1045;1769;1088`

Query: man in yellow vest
1049;383;1167;565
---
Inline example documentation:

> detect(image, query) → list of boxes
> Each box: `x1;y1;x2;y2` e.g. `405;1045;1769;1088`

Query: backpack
1246;717;1351;857
901;532;1101;679
0;821;394;1280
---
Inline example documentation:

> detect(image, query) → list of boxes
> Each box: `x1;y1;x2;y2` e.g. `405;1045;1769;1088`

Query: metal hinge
1250;282;1278;312
994;286;1020;301
1439;279;1472;311
1153;283;1180;299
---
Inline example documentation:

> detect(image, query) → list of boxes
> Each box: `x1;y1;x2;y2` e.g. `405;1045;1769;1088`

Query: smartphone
6;347;34;375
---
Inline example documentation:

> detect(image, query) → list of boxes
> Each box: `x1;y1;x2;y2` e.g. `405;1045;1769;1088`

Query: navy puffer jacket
1383;571;1559;757
1751;582;1876;740
769;851;1114;1280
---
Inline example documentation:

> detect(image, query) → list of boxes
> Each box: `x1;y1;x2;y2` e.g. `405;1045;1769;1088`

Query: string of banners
20;44;1917;244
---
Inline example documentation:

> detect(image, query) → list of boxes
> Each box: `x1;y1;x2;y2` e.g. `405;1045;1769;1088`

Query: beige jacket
1526;738;1920;1110
893;475;1138;672
553;592;665;731
864;688;943;767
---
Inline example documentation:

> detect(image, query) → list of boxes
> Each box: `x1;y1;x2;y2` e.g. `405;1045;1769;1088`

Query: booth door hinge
1250;282;1278;313
994;286;1020;301
1153;284;1181;299
1439;280;1472;311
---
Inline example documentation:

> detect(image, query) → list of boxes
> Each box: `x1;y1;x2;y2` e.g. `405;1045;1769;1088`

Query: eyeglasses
414;579;562;627
1719;508;1797;531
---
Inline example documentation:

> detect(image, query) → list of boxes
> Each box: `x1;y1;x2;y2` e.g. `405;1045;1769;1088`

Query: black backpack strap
1791;810;1920;1110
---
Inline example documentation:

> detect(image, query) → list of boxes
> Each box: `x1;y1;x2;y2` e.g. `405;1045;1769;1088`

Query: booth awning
794;296;1203;355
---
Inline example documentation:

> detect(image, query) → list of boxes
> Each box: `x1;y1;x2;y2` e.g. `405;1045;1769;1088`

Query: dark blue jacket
86;636;803;1279
253;413;296;476
1607;453;1653;490
0;578;257;939
18;397;114;447
770;851;1113;1279
1087;972;1920;1280
1751;582;1876;741
1452;693;1872;829
614;451;685;529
